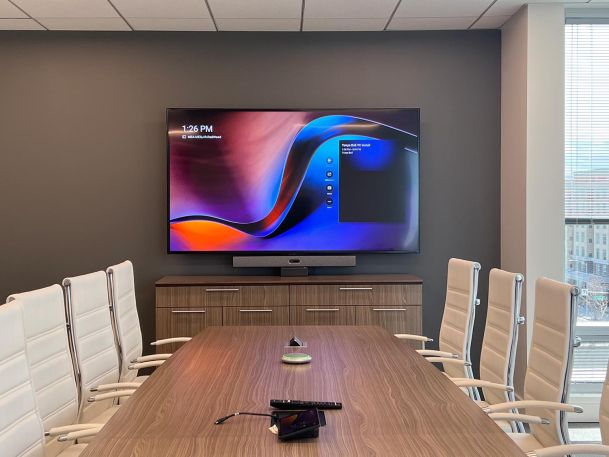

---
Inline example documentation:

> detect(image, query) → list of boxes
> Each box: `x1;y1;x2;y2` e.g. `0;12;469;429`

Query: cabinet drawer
290;284;421;306
155;307;223;353
223;306;288;326
356;306;421;347
156;285;289;308
290;306;356;326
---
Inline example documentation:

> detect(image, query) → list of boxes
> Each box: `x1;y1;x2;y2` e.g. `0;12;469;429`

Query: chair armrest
131;354;171;363
394;334;433;343
488;413;549;425
425;357;472;367
45;424;104;437
128;360;165;370
88;389;136;402
451;379;514;393
90;382;142;392
530;444;609;457
484;401;583;414
151;337;191;346
416;350;458;358
57;426;103;442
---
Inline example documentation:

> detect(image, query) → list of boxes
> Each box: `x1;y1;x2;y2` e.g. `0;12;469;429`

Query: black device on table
270;399;342;410
276;409;323;441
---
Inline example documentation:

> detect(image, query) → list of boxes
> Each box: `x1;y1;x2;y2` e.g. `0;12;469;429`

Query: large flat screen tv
167;109;419;253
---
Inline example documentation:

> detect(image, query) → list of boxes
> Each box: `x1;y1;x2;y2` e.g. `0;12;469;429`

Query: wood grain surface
290;305;357;325
155;285;290;308
79;326;525;457
155;274;423;286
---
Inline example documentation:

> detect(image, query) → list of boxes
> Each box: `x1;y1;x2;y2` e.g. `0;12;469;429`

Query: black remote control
270;399;342;410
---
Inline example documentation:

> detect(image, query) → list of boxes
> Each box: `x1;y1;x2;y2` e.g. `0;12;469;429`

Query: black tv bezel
166;107;421;255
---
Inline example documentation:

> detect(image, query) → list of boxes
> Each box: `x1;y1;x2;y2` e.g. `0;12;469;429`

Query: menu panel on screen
167;109;419;253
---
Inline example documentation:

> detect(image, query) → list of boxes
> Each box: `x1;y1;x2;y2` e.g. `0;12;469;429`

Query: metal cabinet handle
306;308;339;312
239;309;272;313
171;310;206;314
373;308;406;312
206;288;240;292
339;287;373;291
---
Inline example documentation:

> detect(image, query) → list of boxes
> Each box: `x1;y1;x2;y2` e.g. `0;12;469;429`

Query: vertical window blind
566;24;609;409
566;24;609;223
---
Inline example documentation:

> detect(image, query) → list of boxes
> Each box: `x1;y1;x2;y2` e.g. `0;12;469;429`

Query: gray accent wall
0;30;500;372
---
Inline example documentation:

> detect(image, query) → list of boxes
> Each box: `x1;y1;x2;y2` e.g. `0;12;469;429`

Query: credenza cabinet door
290;284;421;307
290;306;356;325
223;306;288;326
156;285;289;308
156;307;222;353
356;306;422;348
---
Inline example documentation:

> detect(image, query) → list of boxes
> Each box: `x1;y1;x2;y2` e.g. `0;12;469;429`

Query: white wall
501;3;565;396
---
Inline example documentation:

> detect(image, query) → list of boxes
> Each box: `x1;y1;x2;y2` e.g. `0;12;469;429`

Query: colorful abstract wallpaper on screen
168;109;419;252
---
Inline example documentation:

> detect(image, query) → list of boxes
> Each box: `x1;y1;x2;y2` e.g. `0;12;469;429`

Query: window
566;23;609;322
566;23;609;421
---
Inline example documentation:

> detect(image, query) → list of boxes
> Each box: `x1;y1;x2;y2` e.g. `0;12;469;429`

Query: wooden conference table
79;326;526;456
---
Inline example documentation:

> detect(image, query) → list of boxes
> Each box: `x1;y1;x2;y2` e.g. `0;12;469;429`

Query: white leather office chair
106;260;188;379
62;271;136;425
0;300;91;457
446;269;525;430
526;359;609;456
396;258;481;381
482;277;582;453
7;286;104;454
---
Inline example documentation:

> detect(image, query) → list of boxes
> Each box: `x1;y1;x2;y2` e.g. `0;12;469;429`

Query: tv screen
167;109;419;253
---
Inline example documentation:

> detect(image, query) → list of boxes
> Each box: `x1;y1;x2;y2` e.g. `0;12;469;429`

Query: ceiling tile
0;0;27;18
304;0;397;19
470;14;511;29
12;0;118;18
485;0;524;16
0;17;42;29
388;16;477;30
112;0;211;19
303;18;387;31
208;0;301;19
39;17;130;30
216;17;300;31
129;18;215;31
394;0;492;18
488;0;587;17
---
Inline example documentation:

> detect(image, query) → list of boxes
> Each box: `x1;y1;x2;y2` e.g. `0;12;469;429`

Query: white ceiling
0;0;606;32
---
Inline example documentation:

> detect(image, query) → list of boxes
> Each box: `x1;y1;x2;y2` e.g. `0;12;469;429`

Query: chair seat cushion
57;444;88;457
78;405;121;443
507;433;543;452
89;405;121;424
474;400;490;408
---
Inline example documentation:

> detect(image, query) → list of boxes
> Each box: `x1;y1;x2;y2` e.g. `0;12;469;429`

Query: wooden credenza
155;274;422;352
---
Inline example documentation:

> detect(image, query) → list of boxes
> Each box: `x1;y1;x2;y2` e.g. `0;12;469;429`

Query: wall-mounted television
167;108;419;254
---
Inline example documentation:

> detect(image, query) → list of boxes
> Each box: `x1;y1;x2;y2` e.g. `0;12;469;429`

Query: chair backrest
0;301;45;457
525;277;578;448
438;258;481;378
7;285;80;457
63;271;120;422
107;260;143;382
478;269;523;406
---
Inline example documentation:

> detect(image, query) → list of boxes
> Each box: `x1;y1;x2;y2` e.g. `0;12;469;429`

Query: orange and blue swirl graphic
168;110;419;252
